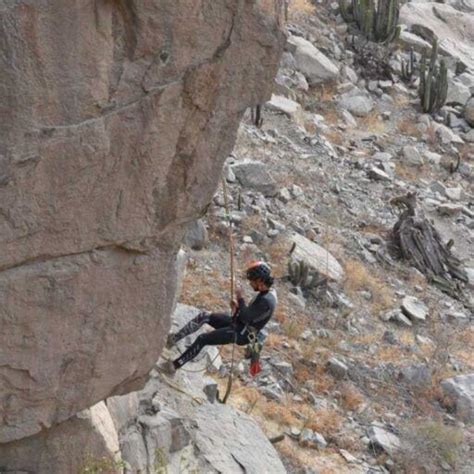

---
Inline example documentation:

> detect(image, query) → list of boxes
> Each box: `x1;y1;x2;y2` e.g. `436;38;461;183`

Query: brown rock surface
0;0;284;443
0;401;121;473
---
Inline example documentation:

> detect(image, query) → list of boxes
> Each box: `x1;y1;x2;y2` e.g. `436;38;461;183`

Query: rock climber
162;261;277;375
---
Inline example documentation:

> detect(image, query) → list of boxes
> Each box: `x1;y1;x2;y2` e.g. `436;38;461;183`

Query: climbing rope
217;177;237;404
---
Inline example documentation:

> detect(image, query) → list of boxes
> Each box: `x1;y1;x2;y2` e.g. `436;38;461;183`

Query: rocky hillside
176;1;474;473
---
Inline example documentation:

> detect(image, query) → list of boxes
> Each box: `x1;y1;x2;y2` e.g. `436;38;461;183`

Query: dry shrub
311;82;339;103
262;400;301;427
324;129;344;146
282;319;305;339
313;365;336;393
301;406;343;437
180;270;228;310
359;110;386;134
397;116;422;139
344;259;394;312
395;161;423;182
288;0;316;18
339;382;364;411
397;421;465;472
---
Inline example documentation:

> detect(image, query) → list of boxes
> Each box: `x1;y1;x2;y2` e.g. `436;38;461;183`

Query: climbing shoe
158;359;176;377
166;333;178;349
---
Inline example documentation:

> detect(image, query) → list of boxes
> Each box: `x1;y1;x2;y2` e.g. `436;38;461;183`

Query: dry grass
311;82;339;103
282;319;305;339
397;421;465;472
288;0;316;18
358;110;387;134
324;129;344;146
397;116;422;139
343;259;394;312
395;161;424;182
180;268;229;311
339;382;364;411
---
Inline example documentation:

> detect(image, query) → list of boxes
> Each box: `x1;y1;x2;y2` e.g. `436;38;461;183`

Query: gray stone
184;219;208;250
441;373;474;423
398;364;432;388
445;187;464;201
273;360;294;376
278;187;292;203
290;233;345;282
342;109;358;127
401;296;428;322
327;357;348;379
368;166;392;182
442;311;469;324
368;426;401;456
434;123;464;144
287;35;339;85
338;93;374;117
231;160;277;196
402;145;424;167
0;402;121;474
400;3;474;70
194;404;286;472
464;97;474;126
446;78;471;106
266;94;302;118
438;203;464;216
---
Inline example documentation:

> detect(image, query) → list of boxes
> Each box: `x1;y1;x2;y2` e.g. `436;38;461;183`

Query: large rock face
400;3;474;70
0;0;284;445
0;401;121;473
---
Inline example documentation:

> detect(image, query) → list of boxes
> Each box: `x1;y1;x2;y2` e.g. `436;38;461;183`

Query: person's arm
237;296;270;324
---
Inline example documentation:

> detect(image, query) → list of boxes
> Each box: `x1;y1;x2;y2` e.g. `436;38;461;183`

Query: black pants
173;313;249;369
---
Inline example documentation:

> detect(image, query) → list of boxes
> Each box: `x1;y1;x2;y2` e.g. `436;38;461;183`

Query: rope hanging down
217;177;236;404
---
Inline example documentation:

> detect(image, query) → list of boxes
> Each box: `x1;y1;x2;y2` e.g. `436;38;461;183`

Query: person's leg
173;326;236;369
166;311;210;348
207;313;233;329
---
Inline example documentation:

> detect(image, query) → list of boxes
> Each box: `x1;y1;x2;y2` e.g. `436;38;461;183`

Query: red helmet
246;261;271;281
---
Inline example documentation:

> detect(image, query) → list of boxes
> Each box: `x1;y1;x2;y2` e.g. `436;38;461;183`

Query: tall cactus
418;39;448;113
288;259;318;290
401;48;416;82
341;0;400;43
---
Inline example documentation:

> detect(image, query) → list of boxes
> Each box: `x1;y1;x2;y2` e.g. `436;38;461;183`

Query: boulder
337;93;374;117
401;296;428;322
441;373;474;423
464;97;474;126
327;357;349;379
398;364;432;388
184;219;208;250
0;0;285;445
231;160;278;196
290;233;345;282
400;3;474;70
446;78;471;106
0;402;120;474
266;94;302;118
368;425;401;456
287;35;339;85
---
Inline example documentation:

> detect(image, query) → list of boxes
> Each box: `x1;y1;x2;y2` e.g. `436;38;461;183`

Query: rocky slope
0;0;284;469
176;1;474;473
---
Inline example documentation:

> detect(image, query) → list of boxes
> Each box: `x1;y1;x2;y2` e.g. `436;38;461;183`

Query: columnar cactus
418;39;448;113
401;48;416;82
288;259;319;290
340;0;400;43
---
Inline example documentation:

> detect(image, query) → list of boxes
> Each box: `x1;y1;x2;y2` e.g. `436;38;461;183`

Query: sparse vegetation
78;456;125;474
397;421;465;472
